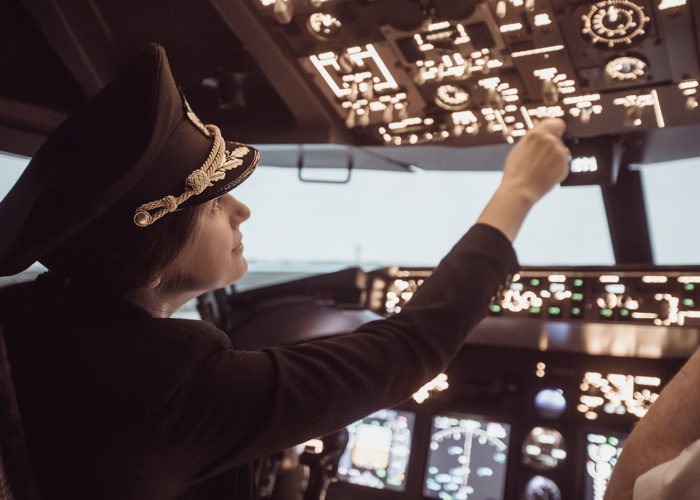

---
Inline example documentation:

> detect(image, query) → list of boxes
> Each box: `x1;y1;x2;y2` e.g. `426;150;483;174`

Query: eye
211;198;221;210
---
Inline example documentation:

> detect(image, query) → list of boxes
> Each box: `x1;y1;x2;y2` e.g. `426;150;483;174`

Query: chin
229;259;248;284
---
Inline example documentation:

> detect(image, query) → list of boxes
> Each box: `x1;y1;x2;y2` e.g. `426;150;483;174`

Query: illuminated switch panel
255;0;700;146
367;266;700;327
367;267;433;314
577;371;661;420
492;270;700;326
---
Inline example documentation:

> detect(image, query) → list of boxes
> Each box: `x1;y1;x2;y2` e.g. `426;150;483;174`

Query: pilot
604;344;700;500
0;43;569;499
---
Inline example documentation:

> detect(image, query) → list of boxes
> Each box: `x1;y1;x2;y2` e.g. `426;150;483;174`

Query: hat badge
183;96;212;138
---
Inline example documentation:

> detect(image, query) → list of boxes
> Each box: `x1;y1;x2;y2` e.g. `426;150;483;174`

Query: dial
424;415;510;500
435;84;470;111
307;12;342;39
605;55;647;80
581;0;650;49
522;427;567;470
524;475;562;500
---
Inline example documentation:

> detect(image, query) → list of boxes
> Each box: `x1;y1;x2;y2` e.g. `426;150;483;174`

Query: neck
125;286;202;318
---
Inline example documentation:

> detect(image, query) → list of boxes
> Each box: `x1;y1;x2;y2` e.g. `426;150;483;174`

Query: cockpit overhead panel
248;0;699;146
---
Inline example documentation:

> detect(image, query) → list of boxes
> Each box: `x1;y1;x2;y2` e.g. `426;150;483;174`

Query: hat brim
178;140;260;210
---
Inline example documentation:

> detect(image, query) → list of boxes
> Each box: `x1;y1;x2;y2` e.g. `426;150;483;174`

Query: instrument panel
323;265;697;499
325;345;681;500
249;0;699;146
368;266;700;327
208;265;699;499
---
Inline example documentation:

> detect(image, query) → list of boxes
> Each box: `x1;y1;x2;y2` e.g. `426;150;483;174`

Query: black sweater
0;224;518;499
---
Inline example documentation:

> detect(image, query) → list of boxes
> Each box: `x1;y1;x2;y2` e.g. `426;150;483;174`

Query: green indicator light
683;298;695;307
376;469;387;478
530;278;540;286
529;306;541;314
601;308;614;317
609;437;619;446
620;309;630;317
685;284;695;291
571;307;582;315
386;478;401;486
548;306;561;315
574;279;584;287
572;293;584;301
490;304;502;313
371;420;380;426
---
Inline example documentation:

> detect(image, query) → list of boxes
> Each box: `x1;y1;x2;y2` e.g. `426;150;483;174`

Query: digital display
584;431;627;500
423;413;511;500
336;408;415;491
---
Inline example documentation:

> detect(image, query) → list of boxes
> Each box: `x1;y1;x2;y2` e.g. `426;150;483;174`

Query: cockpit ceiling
1;0;700;162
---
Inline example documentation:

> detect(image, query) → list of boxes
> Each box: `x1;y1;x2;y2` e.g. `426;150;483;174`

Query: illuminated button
490;304;502;314
529;306;541;315
600;308;614;318
571;306;582;317
572;292;584;301
683;298;695;307
685;284;695;291
548;306;561;316
620;308;630;318
530;278;541;286
609;436;619;446
574;279;584;287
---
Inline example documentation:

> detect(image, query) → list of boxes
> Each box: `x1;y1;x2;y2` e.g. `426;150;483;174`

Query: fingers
532;118;566;138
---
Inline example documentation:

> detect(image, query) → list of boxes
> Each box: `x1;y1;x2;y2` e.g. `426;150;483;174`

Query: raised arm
477;118;569;242
149;118;573;478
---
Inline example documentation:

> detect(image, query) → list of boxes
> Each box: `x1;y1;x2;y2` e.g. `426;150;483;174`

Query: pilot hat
0;43;259;277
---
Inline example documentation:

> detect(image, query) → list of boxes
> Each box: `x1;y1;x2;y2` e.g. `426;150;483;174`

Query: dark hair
42;203;206;295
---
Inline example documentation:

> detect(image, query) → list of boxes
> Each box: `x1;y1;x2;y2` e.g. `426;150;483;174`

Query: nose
223;194;250;225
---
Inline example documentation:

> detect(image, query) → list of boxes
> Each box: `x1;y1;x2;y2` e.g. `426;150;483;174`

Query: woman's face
165;193;251;293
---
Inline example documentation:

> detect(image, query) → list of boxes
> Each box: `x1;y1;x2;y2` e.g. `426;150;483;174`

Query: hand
475;118;569;242
499;118;570;206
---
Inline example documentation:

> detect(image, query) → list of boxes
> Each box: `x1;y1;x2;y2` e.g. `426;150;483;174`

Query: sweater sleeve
632;439;700;500
152;224;518;481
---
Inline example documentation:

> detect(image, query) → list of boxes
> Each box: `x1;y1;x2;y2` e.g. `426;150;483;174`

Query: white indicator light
562;94;601;105
534;13;552;26
658;0;687;10
605;284;625;295
679;80;699;90
642;275;668;283
526;445;542;456
678;276;700;283
511;45;565;58
570;156;598;173
634;376;661;386
428;21;450;31
500;23;523;32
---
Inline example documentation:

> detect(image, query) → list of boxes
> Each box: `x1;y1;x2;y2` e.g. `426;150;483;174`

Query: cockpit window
0;151;28;199
640;158;700;264
233;162;614;276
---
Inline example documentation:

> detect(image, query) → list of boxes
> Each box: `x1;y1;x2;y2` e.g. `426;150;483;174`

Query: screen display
336;408;415;491
584;431;627;500
423;413;511;500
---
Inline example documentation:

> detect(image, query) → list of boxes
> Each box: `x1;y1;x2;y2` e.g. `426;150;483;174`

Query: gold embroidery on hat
133;124;248;227
183;97;211;138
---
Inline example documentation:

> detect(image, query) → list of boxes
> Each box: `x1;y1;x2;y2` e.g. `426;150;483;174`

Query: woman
0;43;569;499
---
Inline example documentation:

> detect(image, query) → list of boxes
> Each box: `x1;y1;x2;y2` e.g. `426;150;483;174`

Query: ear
148;276;162;289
